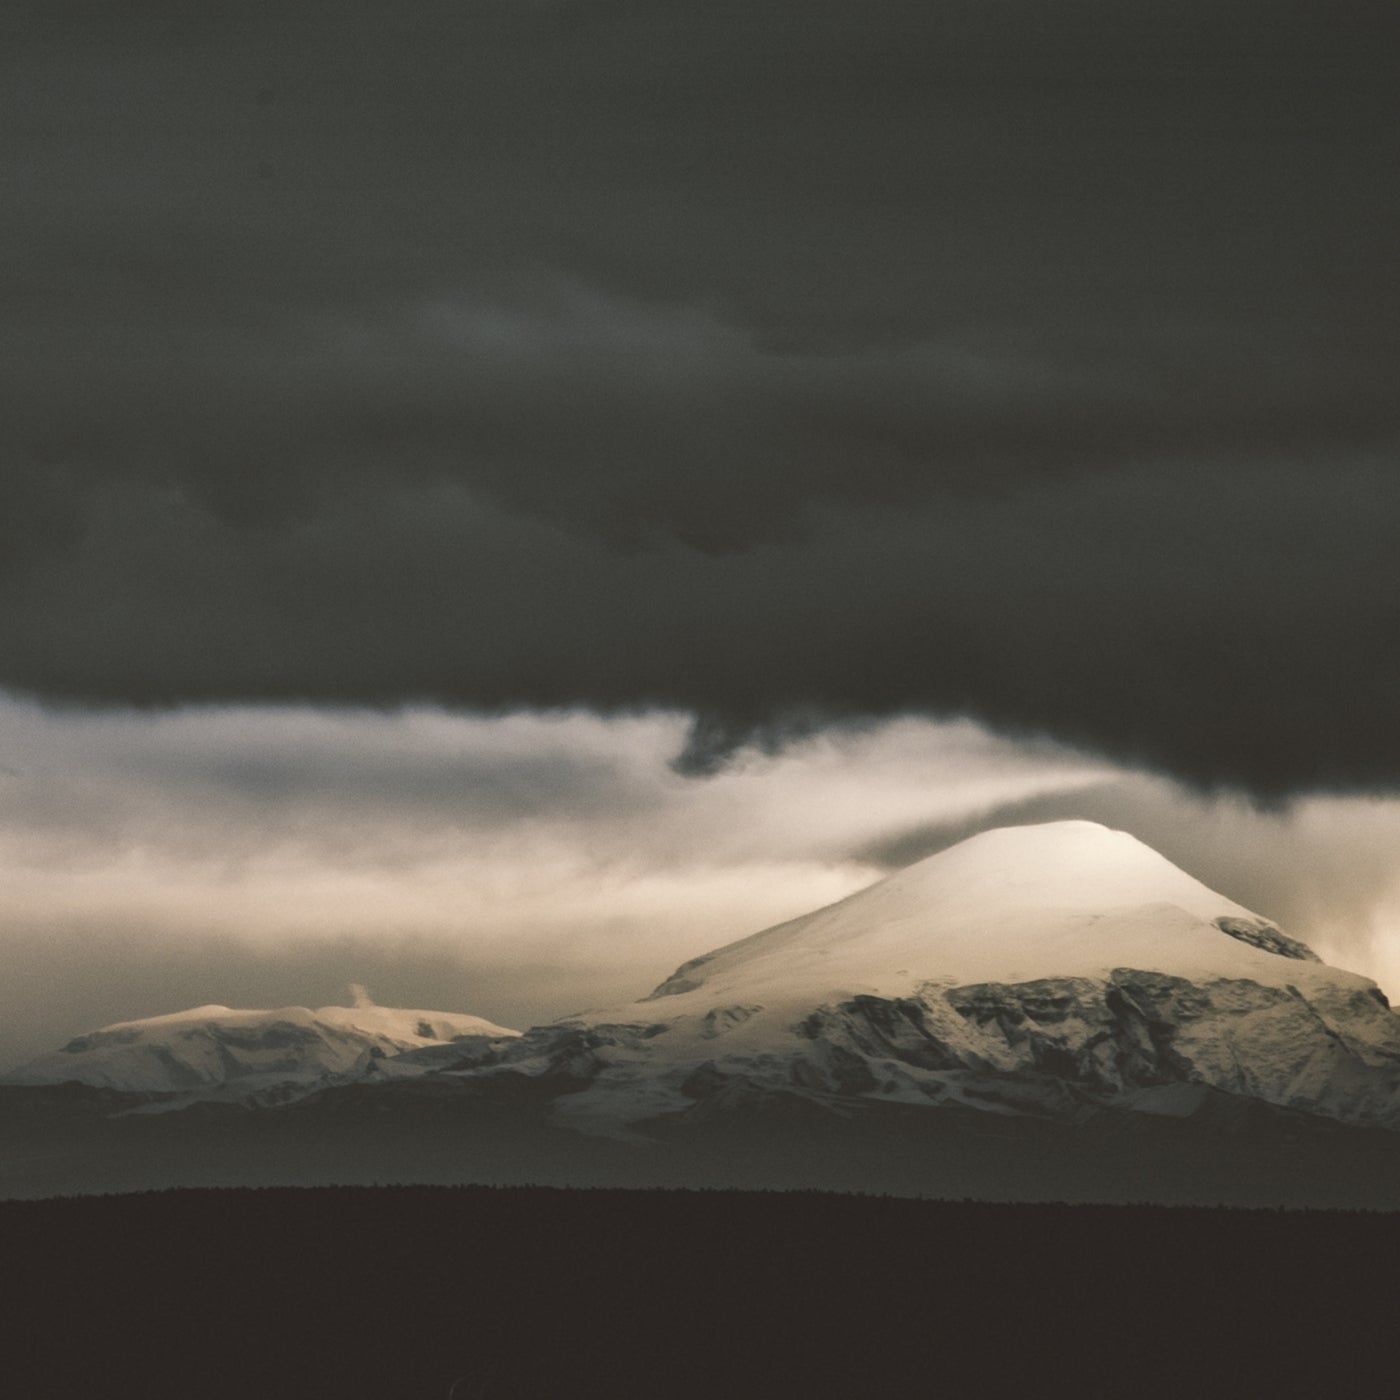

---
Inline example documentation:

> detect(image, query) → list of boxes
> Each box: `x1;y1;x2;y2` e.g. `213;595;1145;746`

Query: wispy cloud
4;693;1400;1069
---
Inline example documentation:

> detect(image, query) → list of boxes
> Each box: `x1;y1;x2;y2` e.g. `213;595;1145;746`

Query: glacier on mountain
12;822;1400;1143
467;822;1400;1136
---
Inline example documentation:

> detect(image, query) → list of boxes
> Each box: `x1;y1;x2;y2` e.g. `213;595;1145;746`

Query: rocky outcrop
477;956;1400;1136
773;970;1400;1127
25;824;1400;1144
1213;916;1322;963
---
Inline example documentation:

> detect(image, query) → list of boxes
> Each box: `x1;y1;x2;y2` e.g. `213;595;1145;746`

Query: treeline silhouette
2;1184;1397;1399
13;1076;1400;1210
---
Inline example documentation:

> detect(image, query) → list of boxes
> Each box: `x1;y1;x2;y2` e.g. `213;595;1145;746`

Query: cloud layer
5;694;1400;1070
2;2;1397;793
0;697;1108;1064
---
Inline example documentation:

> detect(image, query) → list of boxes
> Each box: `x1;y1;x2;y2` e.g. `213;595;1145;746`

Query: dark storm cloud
5;465;1396;797
2;1;1397;793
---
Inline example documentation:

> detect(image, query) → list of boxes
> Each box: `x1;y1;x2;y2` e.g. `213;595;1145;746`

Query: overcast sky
2;3;1397;1061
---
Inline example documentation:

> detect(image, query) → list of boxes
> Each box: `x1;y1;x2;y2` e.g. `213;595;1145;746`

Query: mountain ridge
491;821;1400;1137
11;820;1400;1162
6;1000;520;1097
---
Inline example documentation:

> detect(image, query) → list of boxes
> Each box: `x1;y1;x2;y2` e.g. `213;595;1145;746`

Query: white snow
17;822;1400;1138
510;821;1400;1134
588;820;1358;1027
5;1001;520;1095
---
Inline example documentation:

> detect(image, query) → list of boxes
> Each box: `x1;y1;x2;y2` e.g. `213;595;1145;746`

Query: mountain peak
886;818;1194;884
643;820;1286;1005
871;818;1239;917
521;820;1400;1142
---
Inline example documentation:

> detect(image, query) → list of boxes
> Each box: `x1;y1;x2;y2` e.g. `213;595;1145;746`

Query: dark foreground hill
2;1183;1398;1400
12;1074;1400;1210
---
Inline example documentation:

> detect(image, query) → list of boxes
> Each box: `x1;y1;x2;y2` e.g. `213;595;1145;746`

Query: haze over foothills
2;2;1398;1065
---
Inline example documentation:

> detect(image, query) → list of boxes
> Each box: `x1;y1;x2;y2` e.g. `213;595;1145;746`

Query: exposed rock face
780;971;1400;1123
646;956;717;1000
701;1005;764;1039
16;822;1400;1143
480;967;1400;1136
464;823;1400;1137
1213;916;1323;963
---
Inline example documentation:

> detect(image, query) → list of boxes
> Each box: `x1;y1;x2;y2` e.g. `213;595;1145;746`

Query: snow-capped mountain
6;999;520;1097
478;821;1400;1135
13;822;1400;1156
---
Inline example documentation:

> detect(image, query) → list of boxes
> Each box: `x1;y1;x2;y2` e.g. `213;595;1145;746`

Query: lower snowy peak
5;999;520;1098
465;822;1400;1136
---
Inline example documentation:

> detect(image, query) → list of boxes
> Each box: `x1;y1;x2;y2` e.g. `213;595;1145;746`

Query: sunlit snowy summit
13;822;1400;1142
483;821;1400;1135
7;995;519;1100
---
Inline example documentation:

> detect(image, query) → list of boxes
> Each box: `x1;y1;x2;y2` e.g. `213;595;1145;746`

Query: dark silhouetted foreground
1;1184;1397;1400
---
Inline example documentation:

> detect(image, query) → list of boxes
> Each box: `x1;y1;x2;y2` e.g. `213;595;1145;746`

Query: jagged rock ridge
462;822;1400;1136
12;822;1400;1144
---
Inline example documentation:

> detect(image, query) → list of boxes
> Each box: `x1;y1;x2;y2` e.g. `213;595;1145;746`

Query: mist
4;692;1400;1069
